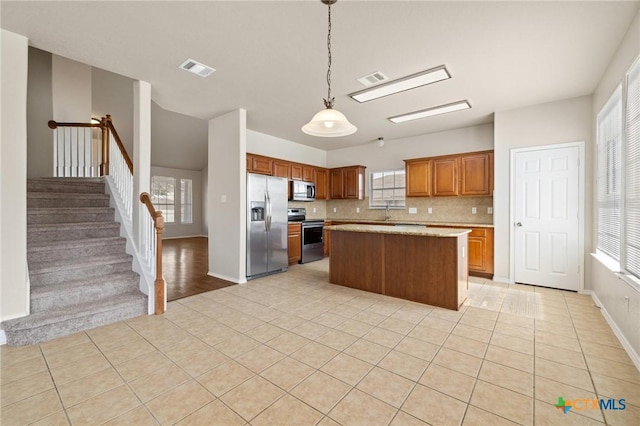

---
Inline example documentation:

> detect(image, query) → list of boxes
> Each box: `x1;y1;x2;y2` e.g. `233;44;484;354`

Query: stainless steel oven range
287;208;324;264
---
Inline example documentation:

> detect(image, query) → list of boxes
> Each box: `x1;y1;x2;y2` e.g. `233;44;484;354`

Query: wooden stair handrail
105;115;133;174
140;192;165;315
48;120;102;129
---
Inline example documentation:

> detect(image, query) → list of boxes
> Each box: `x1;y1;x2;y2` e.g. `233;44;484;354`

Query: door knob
516;222;522;227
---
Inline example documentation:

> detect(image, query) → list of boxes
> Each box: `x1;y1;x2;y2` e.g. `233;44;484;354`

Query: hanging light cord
324;2;334;109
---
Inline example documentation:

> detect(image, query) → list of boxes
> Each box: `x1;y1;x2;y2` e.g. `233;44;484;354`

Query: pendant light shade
302;107;357;137
302;0;357;138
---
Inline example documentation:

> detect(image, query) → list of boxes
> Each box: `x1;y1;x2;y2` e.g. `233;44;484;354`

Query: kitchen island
326;224;470;310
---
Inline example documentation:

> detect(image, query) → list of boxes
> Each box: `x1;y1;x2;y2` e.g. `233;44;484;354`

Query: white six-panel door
514;145;581;291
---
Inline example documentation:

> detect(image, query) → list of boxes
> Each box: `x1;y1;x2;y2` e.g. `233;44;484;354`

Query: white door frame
509;141;586;291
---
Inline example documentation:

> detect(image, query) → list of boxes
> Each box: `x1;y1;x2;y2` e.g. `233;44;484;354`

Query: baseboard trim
583;289;640;372
162;235;206;240
207;271;246;284
493;276;511;284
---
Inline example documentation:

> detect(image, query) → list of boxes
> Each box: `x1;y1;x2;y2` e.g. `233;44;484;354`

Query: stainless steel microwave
290;180;316;201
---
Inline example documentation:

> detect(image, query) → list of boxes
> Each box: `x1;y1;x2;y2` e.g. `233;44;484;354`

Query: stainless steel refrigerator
247;173;288;279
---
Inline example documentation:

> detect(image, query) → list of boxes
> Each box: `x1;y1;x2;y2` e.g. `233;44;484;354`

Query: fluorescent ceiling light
350;65;451;103
389;100;471;124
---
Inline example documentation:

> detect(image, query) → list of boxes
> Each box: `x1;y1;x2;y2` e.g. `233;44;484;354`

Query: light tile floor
1;259;639;425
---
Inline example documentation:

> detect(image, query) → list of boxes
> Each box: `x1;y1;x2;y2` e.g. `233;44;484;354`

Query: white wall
202;164;208;235
327;123;494;182
208;109;247;283
51;55;91;122
1;30;29;325
247;130;327;167
493;95;592;283
589;9;640;367
151;166;203;238
27;48;54;179
92;67;134;157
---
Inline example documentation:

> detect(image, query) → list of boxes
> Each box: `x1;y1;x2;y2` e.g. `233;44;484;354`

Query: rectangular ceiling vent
179;59;216;78
357;71;388;87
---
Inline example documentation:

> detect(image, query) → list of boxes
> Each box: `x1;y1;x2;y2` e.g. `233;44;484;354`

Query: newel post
100;116;109;176
154;212;165;314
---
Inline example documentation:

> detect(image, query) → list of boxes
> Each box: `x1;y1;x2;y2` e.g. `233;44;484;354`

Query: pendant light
302;0;357;137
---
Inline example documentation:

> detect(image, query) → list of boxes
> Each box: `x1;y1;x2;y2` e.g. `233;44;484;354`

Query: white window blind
625;59;640;279
151;176;176;223
596;86;623;261
181;179;193;224
370;170;406;208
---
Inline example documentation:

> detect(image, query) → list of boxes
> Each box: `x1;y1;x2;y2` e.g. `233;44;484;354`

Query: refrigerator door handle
266;191;272;231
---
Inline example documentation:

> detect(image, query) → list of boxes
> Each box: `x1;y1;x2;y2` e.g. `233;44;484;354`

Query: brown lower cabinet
287;223;301;265
324;221;493;278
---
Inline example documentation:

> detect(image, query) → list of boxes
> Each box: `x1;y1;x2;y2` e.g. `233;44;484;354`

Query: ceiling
2;1;639;152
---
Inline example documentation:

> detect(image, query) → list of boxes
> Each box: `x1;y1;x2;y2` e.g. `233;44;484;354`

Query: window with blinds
597;86;623;262
625;58;640;279
370;170;406;208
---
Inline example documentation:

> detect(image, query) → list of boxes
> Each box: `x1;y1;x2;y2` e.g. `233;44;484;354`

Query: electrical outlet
408;207;417;214
428;208;433;214
313;207;317;213
472;207;477;214
488;207;493;214
333;207;337;213
356;207;360;213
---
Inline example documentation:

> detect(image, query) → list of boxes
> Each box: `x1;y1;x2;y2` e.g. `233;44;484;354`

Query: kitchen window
596;55;640;283
370;169;406;208
151;176;176;223
181;178;193;224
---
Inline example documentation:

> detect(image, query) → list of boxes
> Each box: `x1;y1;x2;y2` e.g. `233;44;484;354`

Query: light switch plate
356;207;360;213
408;207;417;214
428;208;433;214
333;207;337;213
221;195;227;203
488;207;493;214
472;207;477;214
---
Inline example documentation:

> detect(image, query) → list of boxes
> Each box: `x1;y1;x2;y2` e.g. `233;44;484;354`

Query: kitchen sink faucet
385;202;391;222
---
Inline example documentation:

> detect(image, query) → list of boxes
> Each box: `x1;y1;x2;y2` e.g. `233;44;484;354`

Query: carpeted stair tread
30;272;140;311
29;253;132;275
28;236;125;252
31;271;139;298
2;291;147;332
28;207;115;214
28;221;120;231
27;178;105;193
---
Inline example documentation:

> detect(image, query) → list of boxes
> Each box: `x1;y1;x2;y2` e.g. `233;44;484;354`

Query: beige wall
208;109;247;283
493;95;592;283
92;67;134;158
51;55;91;122
247;130;327;168
1;30;29;328
27;48;54;179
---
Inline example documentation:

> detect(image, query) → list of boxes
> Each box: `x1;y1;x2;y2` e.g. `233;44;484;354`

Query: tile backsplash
289;196;493;224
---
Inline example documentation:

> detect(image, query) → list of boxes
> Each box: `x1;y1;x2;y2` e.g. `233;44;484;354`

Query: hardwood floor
162;237;235;301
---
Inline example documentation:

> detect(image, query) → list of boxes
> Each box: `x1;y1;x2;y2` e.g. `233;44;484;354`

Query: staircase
1;178;147;346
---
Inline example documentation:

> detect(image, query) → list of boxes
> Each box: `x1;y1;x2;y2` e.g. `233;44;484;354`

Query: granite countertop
325;224;472;237
324;219;494;228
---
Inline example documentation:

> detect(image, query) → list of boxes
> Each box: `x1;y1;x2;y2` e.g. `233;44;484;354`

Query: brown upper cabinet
302;166;314;182
290;163;303;180
405;150;493;197
314;168;328;200
272;159;291;179
460;151;492;196
432;156;459;196
405;159;431;197
247;154;273;175
330;166;366;200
